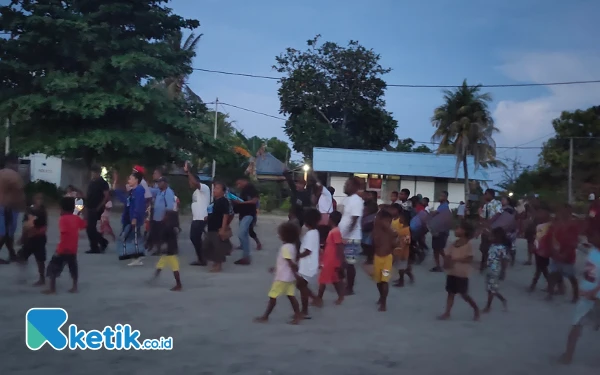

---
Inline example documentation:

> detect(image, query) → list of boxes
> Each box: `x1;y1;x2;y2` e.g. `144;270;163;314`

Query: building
20;153;89;190
313;147;490;209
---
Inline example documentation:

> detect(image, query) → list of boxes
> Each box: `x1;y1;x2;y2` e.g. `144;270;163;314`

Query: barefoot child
296;208;321;319
255;222;302;324
439;220;480;321
559;218;600;364
43;197;86;294
372;210;396;311
100;200;116;242
483;227;510;313
17;193;48;286
314;211;345;306
390;204;413;287
151;211;182;291
528;203;552;293
547;204;580;302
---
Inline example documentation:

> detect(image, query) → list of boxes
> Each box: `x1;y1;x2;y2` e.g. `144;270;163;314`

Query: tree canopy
0;0;218;166
274;35;398;159
387;138;433;153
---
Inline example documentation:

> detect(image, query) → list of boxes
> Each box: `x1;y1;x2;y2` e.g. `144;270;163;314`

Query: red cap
133;165;145;175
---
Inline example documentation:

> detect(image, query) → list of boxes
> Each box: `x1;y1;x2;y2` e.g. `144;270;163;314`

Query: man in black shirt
204;182;232;272
283;169;312;227
232;177;259;265
85;165;110;254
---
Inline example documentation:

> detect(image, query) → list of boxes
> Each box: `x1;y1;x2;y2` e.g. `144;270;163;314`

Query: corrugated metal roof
255;152;285;176
312;147;490;180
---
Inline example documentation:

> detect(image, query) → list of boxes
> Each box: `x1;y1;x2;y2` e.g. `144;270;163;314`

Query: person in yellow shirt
390;204;413;287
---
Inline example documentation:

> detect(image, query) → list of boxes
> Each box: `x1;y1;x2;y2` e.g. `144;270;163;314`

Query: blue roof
312;147;490;180
255;152;285;176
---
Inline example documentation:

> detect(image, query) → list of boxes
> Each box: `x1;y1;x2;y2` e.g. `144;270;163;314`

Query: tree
387;138;433;153
274;35;398;159
0;0;218;166
431;80;501;201
160;30;203;102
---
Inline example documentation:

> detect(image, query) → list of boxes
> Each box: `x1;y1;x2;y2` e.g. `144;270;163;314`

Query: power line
194;68;600;89
219;102;287;121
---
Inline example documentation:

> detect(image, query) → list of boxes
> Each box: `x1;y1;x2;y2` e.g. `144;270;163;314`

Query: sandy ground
0;212;598;375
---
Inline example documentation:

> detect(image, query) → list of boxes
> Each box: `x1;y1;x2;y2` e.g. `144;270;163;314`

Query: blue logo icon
26;308;69;350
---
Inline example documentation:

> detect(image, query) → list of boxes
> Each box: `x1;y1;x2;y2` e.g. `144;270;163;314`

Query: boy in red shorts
43;197;86;294
313;211;345;306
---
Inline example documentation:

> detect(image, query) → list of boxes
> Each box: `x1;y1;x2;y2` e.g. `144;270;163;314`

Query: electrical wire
194;68;600;89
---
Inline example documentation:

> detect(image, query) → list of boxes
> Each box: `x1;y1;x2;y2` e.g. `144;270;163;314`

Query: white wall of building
329;175;348;203
23;153;62;187
448;182;465;208
400;178;417;197
415;180;435;201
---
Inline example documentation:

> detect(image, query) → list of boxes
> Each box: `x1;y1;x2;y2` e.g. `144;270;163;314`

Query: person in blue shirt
112;171;147;264
146;176;175;255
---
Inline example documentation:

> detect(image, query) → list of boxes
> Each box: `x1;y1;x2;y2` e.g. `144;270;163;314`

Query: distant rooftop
312;147;490;181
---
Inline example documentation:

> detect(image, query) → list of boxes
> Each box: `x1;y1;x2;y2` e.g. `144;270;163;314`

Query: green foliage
275;35;398;159
388;138;433;153
25;180;64;205
279;196;291;212
0;0;220;166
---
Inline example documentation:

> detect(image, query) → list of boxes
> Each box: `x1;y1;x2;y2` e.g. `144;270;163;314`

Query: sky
176;0;600;185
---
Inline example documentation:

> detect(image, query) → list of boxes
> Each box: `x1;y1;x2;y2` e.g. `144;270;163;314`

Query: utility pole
568;137;573;204
211;98;218;180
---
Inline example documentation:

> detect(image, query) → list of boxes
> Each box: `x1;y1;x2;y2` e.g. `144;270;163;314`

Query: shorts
343;239;361;265
446;275;469;294
204;231;232;263
0;207;19;237
46;254;78;279
268;281;296;298
373;254;393;283
535;254;549;269
486;271;501;293
17;235;47;263
156;255;180;272
549;259;576;278
572;299;600;326
432;232;449;251
318;265;340;284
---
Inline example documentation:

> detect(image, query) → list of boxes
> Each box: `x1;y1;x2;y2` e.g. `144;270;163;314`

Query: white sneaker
128;257;144;266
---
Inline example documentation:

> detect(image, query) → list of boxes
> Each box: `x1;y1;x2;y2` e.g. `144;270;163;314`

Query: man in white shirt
457;201;466;218
339;177;363;295
184;162;211;266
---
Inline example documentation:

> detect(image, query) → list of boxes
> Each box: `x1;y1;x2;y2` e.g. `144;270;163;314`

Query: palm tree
431;79;501;201
162;30;203;101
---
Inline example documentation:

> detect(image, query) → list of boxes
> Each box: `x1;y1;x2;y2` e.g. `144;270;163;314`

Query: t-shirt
237;184;259;219
152;187;175;221
207;196;230;232
275;243;297;282
298;229;320;278
534;222;552;258
481;199;502;220
340;194;363;240
317;186;333;214
86;177;109;212
391;219;411;260
487;244;508;273
445;240;473;278
23;205;48;237
140;179;153;199
457;204;466;216
550;221;580;264
191;184;210;221
581;247;600;299
323;227;343;268
56;214;86;254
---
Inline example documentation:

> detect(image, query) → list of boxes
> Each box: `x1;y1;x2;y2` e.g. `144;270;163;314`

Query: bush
279;196;291;212
25;180;64;205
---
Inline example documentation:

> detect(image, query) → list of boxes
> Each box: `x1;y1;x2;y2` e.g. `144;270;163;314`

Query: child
483;227;510;313
99;200;115;242
390;204;413;287
528;204;552;293
296;208;321;320
439;220;480;321
151;211;182;291
361;200;378;264
43;197;86;294
313;211;345;306
255;221;302;324
547;204;580;302
17;193;48;286
371;210;396;311
559;218;600;364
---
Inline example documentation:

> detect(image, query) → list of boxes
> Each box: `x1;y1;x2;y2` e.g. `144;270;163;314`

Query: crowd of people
0;154;599;364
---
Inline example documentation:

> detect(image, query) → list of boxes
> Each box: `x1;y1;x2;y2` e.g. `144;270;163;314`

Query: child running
547;204;580;302
390;203;413;287
439;220;480;321
483;227;510;313
43;197;86;294
99;200;115;242
371;210;396;311
559;213;600;364
528;203;552;293
255;221;302;324
17;193;48;286
296;208;321;319
151;211;182;291
313;211;345;306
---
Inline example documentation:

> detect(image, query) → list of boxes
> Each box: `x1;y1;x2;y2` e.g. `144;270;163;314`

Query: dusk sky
174;0;600;185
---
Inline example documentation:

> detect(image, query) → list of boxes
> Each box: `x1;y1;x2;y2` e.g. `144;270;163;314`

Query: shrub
25;180;63;205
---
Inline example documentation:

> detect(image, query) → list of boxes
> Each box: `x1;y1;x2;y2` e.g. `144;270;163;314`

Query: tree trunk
462;156;470;204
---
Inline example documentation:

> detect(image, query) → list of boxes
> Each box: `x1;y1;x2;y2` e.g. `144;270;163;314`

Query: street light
508;192;514;197
303;164;310;181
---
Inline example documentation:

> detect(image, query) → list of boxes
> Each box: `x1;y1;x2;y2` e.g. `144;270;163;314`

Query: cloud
493;52;600;145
